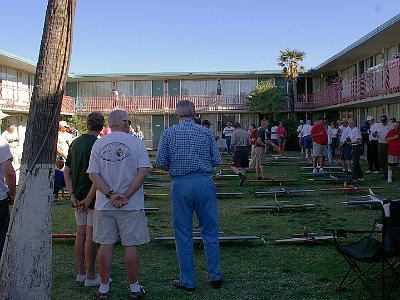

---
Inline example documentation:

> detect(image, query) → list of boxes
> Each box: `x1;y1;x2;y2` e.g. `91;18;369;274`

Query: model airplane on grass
301;171;345;176
245;193;316;211
308;174;351;184
342;188;384;206
301;166;342;170
274;227;333;244
248;178;298;185
143;183;165;188
154;232;266;245
216;192;244;198
255;187;315;197
321;185;383;193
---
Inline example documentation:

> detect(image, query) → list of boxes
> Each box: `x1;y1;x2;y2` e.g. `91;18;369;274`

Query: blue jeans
225;136;232;153
171;173;222;288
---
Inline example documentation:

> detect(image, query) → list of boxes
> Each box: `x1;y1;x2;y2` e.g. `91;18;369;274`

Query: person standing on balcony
366;116;380;174
348;119;364;182
2;124;20;165
296;120;304;154
385;121;400;183
301;120;313;159
339;119;352;174
156;100;223;291
377;115;393;179
230;122;250;186
311;117;328;174
276;121;287;153
57;120;74;161
223;122;234;154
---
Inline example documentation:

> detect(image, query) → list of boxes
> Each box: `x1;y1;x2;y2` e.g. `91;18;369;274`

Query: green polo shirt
65;134;97;209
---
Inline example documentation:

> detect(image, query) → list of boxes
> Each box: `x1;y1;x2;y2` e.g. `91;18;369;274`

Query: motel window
220;80;239;97
181;80;217;96
0;65;6;81
134;81;151;96
366;56;374;69
239;79;257;100
6;68;17;84
116;81;134;97
387;45;398;61
374;53;384;66
129;114;152;140
78;82;96;97
95;82;112;97
274;77;287;92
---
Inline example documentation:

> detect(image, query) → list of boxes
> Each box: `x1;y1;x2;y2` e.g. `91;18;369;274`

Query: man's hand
110;193;129;208
70;194;78;208
75;199;89;212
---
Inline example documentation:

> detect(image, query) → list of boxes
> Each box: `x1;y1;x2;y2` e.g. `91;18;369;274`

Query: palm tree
0;0;76;298
278;49;305;116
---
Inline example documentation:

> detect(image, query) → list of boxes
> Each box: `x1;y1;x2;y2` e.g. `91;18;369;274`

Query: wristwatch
105;190;114;199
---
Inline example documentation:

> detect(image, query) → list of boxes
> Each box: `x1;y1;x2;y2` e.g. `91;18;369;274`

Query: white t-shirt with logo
297;125;304;138
270;126;278;140
0;136;13;200
223;126;235;137
301;124;312;137
369;123;379;141
87;132;152;211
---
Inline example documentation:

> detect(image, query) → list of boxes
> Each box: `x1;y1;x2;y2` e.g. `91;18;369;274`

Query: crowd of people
296;114;400;183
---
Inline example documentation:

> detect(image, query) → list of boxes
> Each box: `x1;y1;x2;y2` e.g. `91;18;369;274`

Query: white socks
388;170;393;183
130;281;141;293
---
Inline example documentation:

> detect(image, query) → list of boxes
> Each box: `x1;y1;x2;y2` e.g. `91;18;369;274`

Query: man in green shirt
64;112;105;287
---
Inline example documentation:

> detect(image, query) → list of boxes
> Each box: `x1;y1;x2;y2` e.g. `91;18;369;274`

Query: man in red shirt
385;121;400;183
311;117;328;174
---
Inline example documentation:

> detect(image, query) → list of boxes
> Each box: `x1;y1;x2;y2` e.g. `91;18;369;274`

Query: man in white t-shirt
297;120;304;154
57;120;74;160
270;124;278;145
223;123;235;154
301;120;313;159
87;110;152;298
376;115;393;179
2;124;20;165
0;110;16;258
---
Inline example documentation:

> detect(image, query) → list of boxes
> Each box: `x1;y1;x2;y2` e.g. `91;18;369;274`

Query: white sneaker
365;170;372;174
85;275;112;287
373;171;379;174
305;154;309;159
319;168;325;173
358;178;364;182
313;168;318;174
76;274;86;283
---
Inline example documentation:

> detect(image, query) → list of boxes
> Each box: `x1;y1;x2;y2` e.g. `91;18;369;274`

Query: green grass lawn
52;152;400;299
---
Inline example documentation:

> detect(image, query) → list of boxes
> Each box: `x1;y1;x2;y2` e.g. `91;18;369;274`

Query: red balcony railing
74;95;247;114
295;58;400;110
0;82;75;114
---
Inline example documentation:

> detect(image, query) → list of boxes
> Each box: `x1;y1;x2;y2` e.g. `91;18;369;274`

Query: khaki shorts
75;208;94;226
93;210;150;246
388;155;400;165
254;146;266;165
312;142;327;157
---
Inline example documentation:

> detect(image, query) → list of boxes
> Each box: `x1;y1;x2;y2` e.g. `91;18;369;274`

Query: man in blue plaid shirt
156;100;223;291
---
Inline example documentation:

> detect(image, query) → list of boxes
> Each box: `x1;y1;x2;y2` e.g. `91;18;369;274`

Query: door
152;80;163;96
168;114;179;128
152;115;165;148
168;80;180;96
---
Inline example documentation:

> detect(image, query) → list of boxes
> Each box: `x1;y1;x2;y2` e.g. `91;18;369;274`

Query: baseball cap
380;114;388;122
59;120;69;127
0;110;9;120
202;120;212;126
390;117;397;122
366;115;374;121
109;109;129;126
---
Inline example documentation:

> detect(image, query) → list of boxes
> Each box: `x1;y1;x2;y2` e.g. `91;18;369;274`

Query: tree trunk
0;1;76;299
288;80;295;116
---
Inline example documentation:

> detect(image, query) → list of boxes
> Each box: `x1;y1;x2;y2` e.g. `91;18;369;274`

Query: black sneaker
240;176;246;187
172;280;195;292
210;278;224;289
257;177;262;180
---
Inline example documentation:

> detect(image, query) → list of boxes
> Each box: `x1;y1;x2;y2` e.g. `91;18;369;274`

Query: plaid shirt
156;119;222;177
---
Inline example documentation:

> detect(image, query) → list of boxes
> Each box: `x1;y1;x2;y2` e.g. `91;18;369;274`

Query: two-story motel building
1;13;400;149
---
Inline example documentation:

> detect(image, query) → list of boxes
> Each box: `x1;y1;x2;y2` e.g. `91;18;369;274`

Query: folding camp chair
328;200;400;299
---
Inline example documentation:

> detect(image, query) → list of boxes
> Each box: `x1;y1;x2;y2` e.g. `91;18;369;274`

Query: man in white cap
57;120;74;160
0;109;16;257
87;109;152;298
366;116;380;173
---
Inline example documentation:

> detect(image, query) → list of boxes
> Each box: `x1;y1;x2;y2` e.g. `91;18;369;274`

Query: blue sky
1;0;400;74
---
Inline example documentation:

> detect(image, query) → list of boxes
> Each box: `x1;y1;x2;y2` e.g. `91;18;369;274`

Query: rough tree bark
0;0;76;299
288;80;295;116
